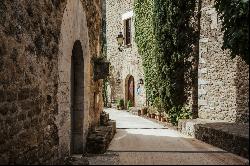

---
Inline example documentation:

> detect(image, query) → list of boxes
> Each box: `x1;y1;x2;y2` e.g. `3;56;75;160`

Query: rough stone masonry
0;0;104;164
106;0;146;108
105;0;249;122
198;0;249;122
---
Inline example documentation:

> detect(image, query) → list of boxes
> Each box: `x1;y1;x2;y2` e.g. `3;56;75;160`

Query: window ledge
124;44;132;48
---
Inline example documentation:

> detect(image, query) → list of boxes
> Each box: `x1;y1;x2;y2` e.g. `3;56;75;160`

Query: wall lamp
116;32;124;52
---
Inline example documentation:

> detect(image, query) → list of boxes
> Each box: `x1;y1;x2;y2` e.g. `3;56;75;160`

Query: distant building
105;0;249;123
106;0;146;108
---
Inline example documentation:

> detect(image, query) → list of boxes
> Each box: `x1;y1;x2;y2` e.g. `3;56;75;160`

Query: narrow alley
0;0;248;165
87;109;248;165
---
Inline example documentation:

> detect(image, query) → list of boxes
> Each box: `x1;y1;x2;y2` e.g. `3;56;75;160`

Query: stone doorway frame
57;0;91;157
125;74;135;107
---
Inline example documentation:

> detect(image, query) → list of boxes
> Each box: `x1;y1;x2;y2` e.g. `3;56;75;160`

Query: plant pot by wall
158;116;162;121
161;117;166;122
138;110;141;116
141;109;147;115
151;114;156;119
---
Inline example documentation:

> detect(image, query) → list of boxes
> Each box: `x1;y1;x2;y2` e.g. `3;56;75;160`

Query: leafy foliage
147;106;158;114
134;0;196;125
102;79;108;107
127;100;133;109
116;99;125;109
153;0;196;111
153;97;163;113
134;0;158;105
214;0;249;64
101;3;108;107
168;106;192;125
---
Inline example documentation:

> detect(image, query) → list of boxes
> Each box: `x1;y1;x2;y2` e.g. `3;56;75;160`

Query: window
124;18;132;46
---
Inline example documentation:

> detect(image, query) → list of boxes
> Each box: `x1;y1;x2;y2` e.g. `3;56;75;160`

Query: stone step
86;119;116;154
178;119;249;159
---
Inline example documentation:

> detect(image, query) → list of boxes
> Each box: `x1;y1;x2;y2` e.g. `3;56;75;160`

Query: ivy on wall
153;0;196;109
134;0;158;105
214;0;249;64
101;1;108;107
134;0;196;124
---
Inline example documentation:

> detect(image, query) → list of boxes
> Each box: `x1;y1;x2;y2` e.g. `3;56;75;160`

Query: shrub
168;106;192;126
127;100;132;109
214;0;249;64
116;99;125;109
148;106;158;115
153;97;164;114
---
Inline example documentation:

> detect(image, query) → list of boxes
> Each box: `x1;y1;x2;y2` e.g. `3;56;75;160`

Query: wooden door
128;76;135;106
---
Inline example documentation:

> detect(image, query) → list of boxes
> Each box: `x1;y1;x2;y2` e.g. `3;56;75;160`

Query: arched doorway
58;0;91;157
71;40;84;154
126;75;135;107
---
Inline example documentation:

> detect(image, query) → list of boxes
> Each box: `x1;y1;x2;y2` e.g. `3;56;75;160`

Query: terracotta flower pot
138;110;141;116
161;117;166;122
158;116;162;121
141;108;147;115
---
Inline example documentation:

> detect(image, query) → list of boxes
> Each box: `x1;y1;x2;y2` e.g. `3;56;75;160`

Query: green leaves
214;0;249;64
135;0;158;105
134;0;195;125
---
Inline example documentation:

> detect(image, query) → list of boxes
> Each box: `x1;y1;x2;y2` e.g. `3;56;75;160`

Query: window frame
124;18;132;47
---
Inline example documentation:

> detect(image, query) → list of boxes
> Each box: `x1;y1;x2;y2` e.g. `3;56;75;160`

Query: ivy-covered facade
134;0;249;124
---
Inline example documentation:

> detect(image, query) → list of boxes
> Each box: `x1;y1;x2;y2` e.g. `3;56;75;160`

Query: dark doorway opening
71;40;84;154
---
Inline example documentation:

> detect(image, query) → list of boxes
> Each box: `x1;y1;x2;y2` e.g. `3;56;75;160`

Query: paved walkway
87;108;249;165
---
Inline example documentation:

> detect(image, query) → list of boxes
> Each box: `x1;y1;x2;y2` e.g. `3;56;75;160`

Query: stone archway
57;0;91;157
125;75;135;107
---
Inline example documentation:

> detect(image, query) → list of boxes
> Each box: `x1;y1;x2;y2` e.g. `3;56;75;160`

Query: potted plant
156;112;162;121
147;110;151;118
127;100;132;110
153;97;164;121
141;107;148;116
151;107;157;119
161;114;166;122
116;100;120;110
147;106;152;118
161;112;168;122
116;99;124;110
138;109;141;116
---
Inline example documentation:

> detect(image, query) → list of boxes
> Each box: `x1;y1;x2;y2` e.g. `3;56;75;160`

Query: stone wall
0;0;103;164
106;0;146;107
235;57;249;123
178;119;249;159
198;0;249;122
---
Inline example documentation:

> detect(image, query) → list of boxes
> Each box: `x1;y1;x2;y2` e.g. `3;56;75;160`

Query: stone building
0;0;104;164
197;0;249;123
106;0;146;108
105;0;249;122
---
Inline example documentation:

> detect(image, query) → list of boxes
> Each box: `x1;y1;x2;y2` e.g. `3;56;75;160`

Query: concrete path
87;108;249;165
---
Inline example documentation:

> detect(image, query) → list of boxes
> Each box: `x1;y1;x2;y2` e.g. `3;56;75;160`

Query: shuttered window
124;18;131;45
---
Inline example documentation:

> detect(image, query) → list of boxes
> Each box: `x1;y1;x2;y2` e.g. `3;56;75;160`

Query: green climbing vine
134;0;196;125
134;0;158;105
214;0;249;64
101;3;108;107
153;0;196;110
